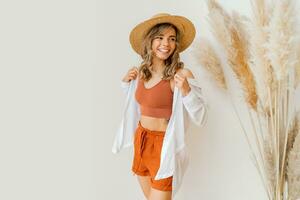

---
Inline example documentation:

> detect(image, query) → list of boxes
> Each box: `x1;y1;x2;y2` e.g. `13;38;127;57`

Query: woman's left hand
174;73;191;96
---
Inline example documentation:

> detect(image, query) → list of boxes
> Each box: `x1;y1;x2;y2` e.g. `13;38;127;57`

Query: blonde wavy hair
138;23;184;81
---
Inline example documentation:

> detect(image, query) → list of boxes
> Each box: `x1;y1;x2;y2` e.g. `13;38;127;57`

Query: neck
151;57;165;75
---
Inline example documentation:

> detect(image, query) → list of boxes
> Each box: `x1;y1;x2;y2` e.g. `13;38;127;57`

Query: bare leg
148;188;172;200
137;175;151;199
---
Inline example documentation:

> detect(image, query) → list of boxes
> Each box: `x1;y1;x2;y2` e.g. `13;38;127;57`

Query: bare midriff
140;115;169;132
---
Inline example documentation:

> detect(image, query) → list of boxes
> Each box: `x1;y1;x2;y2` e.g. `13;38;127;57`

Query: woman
112;13;207;200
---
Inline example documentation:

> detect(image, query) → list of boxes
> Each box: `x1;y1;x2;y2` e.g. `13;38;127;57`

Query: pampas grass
194;38;227;89
296;68;300;89
295;46;300;88
287;118;300;200
206;0;258;110
266;0;298;81
264;134;276;197
285;115;300;199
249;0;276;112
194;0;300;199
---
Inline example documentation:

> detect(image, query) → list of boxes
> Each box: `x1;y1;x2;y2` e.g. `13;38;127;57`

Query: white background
1;0;299;199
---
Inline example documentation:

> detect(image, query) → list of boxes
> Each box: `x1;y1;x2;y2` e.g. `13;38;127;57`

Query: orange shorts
132;122;173;191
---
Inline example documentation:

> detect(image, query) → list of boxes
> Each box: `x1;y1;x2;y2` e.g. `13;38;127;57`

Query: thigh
137;175;151;198
148;187;172;200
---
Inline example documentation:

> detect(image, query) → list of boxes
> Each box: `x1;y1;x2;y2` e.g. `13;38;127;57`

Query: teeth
158;49;169;53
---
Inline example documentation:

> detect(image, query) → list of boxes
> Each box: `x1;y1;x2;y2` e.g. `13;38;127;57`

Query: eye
155;36;163;40
168;37;176;42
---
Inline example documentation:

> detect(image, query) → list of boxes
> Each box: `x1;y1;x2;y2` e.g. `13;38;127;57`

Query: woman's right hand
122;67;139;82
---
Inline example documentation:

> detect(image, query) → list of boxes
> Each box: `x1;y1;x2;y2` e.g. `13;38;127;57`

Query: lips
158;48;170;54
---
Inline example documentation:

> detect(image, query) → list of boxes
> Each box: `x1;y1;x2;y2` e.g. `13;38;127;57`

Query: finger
130;68;138;75
129;71;137;76
175;74;184;80
131;67;138;73
174;76;184;83
129;67;137;74
174;78;181;84
131;73;138;77
129;74;136;79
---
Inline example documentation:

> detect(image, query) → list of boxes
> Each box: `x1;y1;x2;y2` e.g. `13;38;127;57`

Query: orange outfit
135;78;173;119
131;122;173;191
132;78;173;191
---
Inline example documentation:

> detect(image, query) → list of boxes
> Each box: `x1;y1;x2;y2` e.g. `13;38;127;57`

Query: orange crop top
135;78;173;119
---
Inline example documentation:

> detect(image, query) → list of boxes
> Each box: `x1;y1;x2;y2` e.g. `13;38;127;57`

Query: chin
156;54;171;60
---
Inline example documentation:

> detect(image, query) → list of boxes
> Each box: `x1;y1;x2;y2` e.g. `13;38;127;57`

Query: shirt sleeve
182;85;208;127
120;81;130;94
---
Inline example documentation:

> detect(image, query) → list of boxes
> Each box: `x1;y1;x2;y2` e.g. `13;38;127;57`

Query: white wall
97;0;268;199
1;0;299;200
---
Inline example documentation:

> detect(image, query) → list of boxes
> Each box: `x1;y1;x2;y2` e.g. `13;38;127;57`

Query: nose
162;38;170;47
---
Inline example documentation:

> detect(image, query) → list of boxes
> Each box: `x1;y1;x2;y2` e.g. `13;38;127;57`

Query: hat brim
129;15;196;55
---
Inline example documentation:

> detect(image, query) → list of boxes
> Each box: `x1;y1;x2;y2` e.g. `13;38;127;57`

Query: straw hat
129;13;196;55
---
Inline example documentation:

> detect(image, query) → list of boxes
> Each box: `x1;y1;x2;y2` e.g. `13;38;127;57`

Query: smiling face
151;26;177;61
139;23;182;81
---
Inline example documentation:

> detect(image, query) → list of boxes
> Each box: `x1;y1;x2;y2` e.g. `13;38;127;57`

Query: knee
148;188;172;200
144;191;150;200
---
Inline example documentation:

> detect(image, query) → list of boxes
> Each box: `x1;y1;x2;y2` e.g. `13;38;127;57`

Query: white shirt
112;77;207;198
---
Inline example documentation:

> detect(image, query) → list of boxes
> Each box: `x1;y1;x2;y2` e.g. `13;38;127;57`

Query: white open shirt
112;77;208;198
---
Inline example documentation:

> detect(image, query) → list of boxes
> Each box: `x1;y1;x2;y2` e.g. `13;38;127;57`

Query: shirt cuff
120;81;130;88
